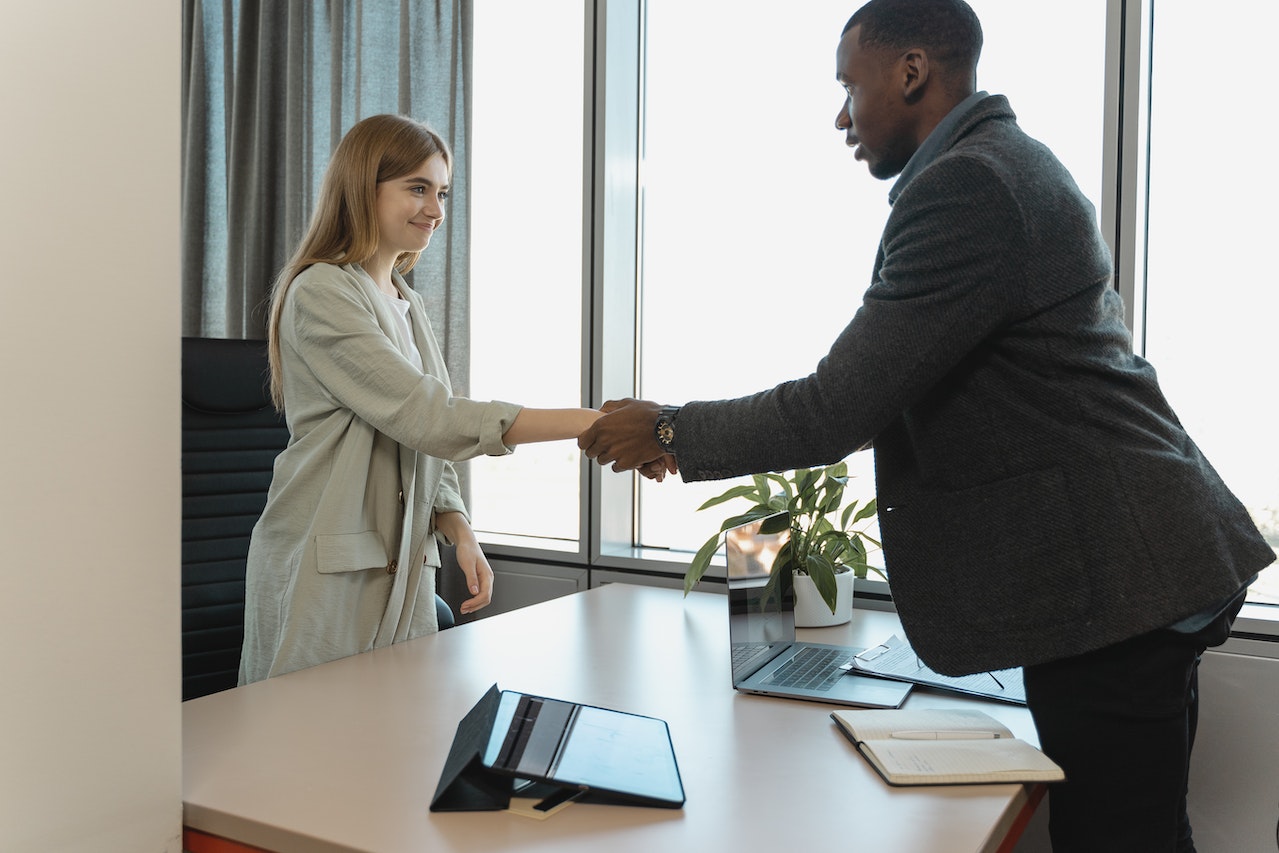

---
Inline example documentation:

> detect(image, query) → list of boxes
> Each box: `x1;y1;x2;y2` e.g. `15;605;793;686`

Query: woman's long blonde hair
266;114;453;410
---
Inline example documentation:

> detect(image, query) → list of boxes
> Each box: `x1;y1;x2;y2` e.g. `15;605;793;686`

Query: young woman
239;114;599;684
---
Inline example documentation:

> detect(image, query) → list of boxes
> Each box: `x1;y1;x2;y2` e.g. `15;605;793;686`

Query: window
1141;1;1279;603
636;0;1107;557
467;0;1276;621
469;0;588;550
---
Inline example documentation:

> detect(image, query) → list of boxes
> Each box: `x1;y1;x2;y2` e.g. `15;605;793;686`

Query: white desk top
183;583;1040;852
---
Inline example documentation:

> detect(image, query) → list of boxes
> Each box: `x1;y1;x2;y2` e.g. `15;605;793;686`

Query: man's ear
899;48;929;104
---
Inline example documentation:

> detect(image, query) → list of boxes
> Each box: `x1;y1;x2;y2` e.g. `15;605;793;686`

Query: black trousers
1023;595;1244;853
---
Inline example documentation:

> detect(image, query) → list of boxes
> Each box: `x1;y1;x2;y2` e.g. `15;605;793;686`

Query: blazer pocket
315;531;389;574
883;467;1091;632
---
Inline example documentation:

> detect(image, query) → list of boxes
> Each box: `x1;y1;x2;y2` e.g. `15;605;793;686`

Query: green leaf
806;553;839;613
794;467;819;499
752;473;773;503
759;512;791;535
765;472;794;501
697;484;763;512
822;539;848;564
819;481;844;514
843;549;869;578
840;500;859;529
852;497;878;523
684;532;724;595
773;538;796;575
727;506;782;530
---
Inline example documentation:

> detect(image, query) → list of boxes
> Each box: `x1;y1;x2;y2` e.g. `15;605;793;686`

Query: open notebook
831;707;1064;786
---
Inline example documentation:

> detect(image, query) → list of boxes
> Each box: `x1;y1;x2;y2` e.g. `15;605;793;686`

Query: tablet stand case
430;684;684;811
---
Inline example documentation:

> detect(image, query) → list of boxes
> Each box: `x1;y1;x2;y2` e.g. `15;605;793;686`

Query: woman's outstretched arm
502;408;601;445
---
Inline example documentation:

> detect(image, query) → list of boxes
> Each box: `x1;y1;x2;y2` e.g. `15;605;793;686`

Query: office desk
183;584;1043;853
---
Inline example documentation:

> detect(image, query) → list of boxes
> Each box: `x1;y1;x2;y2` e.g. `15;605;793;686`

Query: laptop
725;513;912;709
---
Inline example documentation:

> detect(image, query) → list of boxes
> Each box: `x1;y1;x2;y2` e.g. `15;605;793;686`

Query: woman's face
374;153;450;258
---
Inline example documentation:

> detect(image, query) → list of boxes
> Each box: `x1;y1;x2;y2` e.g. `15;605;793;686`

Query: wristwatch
654;405;681;453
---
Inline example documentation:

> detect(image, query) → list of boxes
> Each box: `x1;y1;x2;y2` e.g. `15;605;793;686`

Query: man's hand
578;397;672;472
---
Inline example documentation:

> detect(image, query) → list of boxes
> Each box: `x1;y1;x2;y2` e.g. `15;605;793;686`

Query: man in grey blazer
579;1;1274;851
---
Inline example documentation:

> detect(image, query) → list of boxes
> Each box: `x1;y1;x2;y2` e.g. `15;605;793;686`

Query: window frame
473;0;1276;633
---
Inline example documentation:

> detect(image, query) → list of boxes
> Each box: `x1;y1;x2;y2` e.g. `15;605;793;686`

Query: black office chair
181;337;454;700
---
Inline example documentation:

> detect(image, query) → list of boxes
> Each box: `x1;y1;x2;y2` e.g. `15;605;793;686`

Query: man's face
834;25;916;180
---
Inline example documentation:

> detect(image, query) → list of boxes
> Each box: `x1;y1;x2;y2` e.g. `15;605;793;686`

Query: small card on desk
831;708;1065;786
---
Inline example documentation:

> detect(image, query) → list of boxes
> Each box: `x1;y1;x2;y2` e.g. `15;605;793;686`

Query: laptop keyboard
765;647;850;691
732;643;772;670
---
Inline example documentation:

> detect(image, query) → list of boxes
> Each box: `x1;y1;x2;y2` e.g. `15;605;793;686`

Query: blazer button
398;490;405;505
386;559;399;575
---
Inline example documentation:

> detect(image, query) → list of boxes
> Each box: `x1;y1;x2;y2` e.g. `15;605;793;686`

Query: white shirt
381;291;424;369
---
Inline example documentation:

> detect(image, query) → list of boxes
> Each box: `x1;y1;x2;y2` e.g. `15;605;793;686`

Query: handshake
579;398;679;482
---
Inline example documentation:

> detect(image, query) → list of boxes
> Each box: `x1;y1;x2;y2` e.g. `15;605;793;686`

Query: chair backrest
180;340;285;700
181;338;286;700
180;337;455;700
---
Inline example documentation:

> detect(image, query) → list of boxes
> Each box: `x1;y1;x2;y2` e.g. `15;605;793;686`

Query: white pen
891;730;1003;740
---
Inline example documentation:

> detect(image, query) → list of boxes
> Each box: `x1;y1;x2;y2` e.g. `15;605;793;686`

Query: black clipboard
430;685;685;812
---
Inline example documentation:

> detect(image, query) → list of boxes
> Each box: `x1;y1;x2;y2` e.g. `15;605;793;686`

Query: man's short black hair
844;0;983;77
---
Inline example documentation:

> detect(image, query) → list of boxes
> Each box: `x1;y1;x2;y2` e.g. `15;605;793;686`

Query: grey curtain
180;0;473;396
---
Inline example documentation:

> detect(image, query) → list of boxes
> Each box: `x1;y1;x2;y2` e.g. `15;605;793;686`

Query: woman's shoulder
289;263;376;303
293;262;365;286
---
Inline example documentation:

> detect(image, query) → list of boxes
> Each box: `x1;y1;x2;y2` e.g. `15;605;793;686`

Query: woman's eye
438;191;449;202
410;186;426;195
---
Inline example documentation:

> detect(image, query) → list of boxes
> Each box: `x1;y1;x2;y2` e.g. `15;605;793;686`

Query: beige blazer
239;263;521;683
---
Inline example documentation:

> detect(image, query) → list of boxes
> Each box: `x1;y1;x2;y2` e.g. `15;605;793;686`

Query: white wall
0;1;182;850
1187;643;1279;852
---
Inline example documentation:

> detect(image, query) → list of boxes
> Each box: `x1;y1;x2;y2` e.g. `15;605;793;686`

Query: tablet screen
482;690;684;806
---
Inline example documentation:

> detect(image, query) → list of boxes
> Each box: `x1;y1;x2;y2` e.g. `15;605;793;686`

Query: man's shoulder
949;98;1064;172
925;114;1073;209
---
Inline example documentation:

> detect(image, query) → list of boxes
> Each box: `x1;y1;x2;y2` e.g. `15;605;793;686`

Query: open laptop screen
726;513;795;682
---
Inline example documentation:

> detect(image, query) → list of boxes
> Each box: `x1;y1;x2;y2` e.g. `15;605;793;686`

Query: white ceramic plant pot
792;569;853;627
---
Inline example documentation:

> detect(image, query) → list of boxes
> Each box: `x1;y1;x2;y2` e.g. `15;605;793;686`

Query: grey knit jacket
674;95;1272;675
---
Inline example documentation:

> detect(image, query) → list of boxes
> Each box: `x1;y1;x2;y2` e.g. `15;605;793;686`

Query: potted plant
685;462;884;626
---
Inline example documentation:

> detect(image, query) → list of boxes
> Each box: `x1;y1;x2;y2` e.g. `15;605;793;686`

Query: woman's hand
453;538;494;616
434;511;493;616
637;454;678;482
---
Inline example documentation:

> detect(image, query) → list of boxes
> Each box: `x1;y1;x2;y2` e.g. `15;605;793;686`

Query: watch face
656;418;675;447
